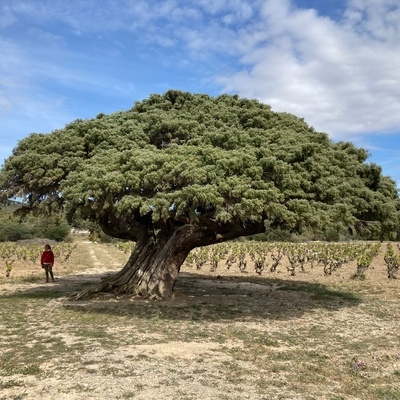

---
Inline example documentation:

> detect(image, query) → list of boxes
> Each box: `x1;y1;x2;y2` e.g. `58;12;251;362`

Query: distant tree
0;221;32;242
0;205;69;242
0;90;398;298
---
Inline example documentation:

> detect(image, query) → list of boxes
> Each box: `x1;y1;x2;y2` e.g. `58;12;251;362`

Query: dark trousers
42;263;54;282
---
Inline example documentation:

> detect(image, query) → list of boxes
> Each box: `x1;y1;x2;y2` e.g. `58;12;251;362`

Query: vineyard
2;240;399;281
184;241;400;281
1;238;400;399
0;242;77;278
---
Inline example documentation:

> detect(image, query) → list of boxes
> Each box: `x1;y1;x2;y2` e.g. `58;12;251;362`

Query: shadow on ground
1;271;362;322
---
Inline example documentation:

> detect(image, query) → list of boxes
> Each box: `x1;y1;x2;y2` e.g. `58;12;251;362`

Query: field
0;237;400;400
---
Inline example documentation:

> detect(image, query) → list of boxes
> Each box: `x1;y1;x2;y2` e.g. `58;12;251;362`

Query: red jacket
41;250;54;265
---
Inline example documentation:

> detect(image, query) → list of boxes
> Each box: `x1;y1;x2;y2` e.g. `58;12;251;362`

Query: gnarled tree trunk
98;237;191;299
72;225;213;300
71;221;265;301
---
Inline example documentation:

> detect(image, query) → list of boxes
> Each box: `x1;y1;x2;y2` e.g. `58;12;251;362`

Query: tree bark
72;225;208;300
71;221;265;301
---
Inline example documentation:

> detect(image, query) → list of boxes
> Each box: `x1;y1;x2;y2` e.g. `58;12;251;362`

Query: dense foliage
1;90;398;240
1;90;399;297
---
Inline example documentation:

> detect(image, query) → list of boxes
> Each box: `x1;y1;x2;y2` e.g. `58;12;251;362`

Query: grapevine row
185;241;397;279
0;242;77;277
1;240;398;280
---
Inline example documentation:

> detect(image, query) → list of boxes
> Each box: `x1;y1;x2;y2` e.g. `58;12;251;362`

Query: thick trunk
71;221;265;301
73;241;189;300
72;226;205;300
109;235;191;299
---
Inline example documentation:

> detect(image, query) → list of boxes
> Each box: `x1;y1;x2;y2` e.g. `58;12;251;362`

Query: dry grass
0;237;399;400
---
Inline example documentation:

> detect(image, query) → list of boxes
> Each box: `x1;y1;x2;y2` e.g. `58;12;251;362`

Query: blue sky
1;0;399;187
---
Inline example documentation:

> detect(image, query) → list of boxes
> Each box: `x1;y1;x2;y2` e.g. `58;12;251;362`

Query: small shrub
44;221;70;242
0;222;32;242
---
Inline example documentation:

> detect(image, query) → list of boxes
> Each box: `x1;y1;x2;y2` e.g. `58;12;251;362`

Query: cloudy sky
1;0;399;186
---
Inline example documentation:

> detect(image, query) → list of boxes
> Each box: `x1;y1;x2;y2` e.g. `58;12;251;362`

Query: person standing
41;244;55;283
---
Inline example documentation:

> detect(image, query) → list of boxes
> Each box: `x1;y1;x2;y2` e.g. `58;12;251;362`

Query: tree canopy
1;90;399;298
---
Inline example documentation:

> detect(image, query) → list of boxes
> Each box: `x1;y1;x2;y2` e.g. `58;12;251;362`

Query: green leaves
1;90;398;241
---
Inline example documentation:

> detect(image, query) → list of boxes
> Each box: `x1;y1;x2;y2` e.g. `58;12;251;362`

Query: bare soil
0;238;399;400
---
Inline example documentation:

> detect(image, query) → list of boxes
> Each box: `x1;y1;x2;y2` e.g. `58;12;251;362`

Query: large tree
1;90;399;299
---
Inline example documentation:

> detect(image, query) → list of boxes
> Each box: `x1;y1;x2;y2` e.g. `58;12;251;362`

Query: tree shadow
2;271;362;322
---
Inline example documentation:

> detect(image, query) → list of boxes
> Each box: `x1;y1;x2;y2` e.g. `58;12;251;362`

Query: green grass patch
374;387;400;400
0;379;24;389
1;241;399;399
276;282;360;302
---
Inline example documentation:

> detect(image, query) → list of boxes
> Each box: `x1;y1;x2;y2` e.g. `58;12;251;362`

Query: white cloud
0;4;16;29
344;0;400;43
0;35;132;156
1;0;399;144
217;0;400;139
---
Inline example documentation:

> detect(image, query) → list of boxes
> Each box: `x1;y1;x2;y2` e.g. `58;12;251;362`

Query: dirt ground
0;239;399;400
